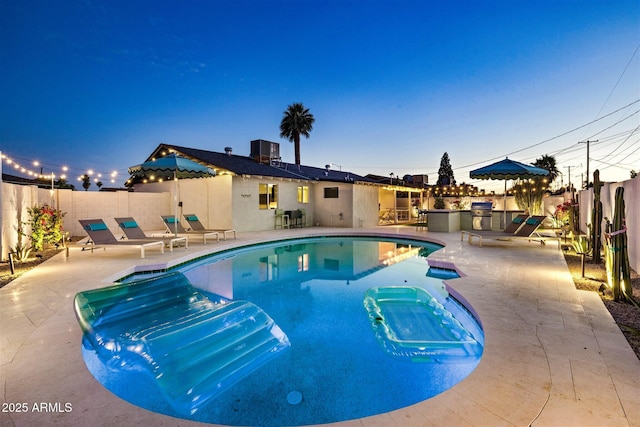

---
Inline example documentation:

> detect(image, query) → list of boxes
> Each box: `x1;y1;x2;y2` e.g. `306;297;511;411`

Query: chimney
224;147;233;156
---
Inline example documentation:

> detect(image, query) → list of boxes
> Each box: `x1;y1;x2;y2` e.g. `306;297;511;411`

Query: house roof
136;143;377;185
1;173;75;190
2;173;37;185
365;173;430;190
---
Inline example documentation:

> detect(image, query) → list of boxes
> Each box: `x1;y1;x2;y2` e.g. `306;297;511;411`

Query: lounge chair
160;215;221;244
78;219;164;258
466;215;559;248
379;208;393;224
114;217;188;251
182;214;236;240
504;214;529;233
514;216;547;237
501;215;559;247
514;215;560;247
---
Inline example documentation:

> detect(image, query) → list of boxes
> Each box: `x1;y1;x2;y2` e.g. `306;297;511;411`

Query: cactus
605;187;634;303
591;170;603;264
570;193;579;234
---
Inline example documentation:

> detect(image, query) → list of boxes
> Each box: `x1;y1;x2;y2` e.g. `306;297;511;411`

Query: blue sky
1;0;638;191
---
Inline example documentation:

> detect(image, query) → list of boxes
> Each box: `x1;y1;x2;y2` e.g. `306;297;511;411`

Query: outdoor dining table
285;210;303;228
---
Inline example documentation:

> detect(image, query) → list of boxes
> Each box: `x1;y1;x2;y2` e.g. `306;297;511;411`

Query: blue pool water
426;266;461;280
79;236;483;426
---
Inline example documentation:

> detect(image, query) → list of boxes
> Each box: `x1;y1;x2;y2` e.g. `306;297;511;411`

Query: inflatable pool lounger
363;286;482;362
74;272;290;415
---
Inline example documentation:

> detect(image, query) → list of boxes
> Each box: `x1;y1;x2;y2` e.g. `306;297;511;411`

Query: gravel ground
2;245;639;360
563;247;640;360
0;248;64;288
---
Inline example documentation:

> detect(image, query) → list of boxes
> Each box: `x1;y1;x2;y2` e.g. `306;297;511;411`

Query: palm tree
279;103;315;165
533;154;559;184
81;174;91;191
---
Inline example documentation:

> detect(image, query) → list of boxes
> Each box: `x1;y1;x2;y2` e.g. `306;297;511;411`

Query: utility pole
563;165;577;193
579;140;598;188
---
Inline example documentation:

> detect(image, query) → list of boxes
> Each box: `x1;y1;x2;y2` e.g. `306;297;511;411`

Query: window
259;183;278;209
298;253;309;272
259;255;279;281
324;258;339;271
297;185;309;203
324;187;339;198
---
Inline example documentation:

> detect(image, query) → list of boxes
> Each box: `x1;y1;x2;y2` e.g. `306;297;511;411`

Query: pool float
74;272;290;415
363;286;482;362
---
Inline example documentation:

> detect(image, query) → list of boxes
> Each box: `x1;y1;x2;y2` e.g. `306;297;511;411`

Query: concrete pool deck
1;226;639;427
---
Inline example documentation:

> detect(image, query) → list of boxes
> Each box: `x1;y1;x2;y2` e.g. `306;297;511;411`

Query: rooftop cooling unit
250;139;280;164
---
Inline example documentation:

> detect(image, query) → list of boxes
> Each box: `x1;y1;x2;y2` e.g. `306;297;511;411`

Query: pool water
80;236;483;426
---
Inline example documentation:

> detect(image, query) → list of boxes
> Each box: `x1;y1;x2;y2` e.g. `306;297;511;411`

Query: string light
1;151;122;186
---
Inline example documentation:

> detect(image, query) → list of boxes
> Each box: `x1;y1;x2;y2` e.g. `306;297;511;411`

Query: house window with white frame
259;183;278;209
297;185;309;203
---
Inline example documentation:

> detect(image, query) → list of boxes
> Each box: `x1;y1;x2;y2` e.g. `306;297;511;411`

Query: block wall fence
0;185;170;261
1;177;638;272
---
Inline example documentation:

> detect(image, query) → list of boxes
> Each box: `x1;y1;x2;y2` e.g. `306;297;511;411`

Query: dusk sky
1;0;638;191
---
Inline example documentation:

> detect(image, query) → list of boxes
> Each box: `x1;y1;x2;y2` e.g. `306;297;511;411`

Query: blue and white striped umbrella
129;153;216;235
470;158;549;229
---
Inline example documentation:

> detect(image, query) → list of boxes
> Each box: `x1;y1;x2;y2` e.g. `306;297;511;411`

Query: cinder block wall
0;184;169;260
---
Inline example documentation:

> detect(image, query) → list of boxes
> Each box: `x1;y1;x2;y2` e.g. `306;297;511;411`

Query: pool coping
1;227;639;426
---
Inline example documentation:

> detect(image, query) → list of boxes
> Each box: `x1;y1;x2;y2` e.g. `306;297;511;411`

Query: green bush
10;222;32;261
26;204;66;251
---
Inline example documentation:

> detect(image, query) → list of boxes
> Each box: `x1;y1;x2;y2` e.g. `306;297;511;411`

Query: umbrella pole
503;180;507;229
174;171;178;237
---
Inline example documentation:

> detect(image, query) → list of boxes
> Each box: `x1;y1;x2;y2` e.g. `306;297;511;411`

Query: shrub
10;222;32;262
26;204;66;251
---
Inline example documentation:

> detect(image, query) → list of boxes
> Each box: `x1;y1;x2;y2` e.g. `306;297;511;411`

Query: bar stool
275;209;290;229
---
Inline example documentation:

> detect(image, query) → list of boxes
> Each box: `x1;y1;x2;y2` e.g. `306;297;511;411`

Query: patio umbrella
128;153;216;236
470;157;549;229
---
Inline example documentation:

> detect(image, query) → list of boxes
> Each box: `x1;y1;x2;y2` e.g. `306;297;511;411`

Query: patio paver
1;227;638;427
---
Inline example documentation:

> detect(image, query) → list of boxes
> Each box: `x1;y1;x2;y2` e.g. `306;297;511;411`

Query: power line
590;44;640;123
455;99;640;171
549;129;637;161
578;44;640;142
584;109;640;140
595;138;640;170
349;101;640;184
596;123;640;162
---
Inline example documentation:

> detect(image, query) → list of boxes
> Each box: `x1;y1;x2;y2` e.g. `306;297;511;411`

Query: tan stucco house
129;141;415;232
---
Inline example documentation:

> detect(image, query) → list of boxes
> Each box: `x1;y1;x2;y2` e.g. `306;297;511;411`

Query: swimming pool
78;236;484;426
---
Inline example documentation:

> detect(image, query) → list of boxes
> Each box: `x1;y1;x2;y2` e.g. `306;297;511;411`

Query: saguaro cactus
591;170;603;264
606;187;632;302
570;192;579;234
